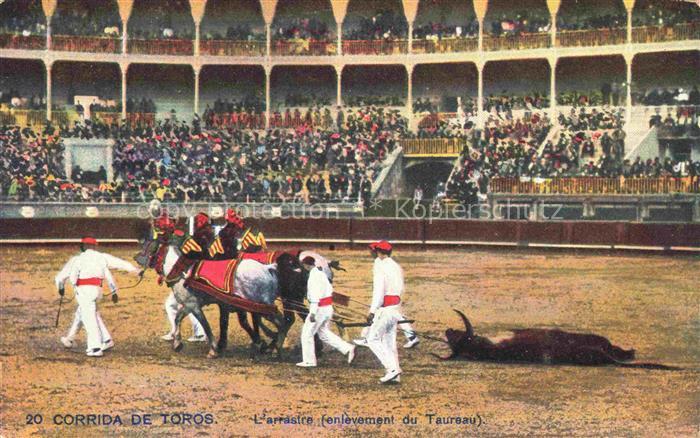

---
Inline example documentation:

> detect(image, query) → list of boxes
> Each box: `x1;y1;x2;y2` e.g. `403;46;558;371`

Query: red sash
382;295;400;307
319;296;333;307
76;277;103;286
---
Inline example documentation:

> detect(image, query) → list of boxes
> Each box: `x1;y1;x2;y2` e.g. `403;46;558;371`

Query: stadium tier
1;0;698;213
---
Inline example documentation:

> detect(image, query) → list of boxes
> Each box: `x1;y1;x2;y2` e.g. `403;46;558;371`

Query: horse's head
134;231;160;270
275;252;308;304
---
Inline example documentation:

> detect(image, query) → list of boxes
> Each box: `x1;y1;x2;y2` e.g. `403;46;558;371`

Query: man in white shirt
296;256;355;368
364;240;406;383
57;237;140;356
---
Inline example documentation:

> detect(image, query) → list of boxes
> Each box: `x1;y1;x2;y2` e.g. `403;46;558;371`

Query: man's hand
309;314;316;323
58;285;65;297
111;292;119;304
367;313;375;325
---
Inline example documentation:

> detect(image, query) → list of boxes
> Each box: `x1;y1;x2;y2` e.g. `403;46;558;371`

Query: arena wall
2;218;698;251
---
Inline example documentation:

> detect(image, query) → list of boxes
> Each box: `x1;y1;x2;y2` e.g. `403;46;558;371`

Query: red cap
225;208;245;229
173;229;185;237
369;240;392;252
301;256;316;266
81;237;98;246
194;212;210;230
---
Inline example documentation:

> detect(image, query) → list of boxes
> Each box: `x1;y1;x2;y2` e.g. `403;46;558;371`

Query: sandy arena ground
1;245;698;437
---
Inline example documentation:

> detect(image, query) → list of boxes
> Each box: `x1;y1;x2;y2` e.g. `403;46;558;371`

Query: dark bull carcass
436;310;679;370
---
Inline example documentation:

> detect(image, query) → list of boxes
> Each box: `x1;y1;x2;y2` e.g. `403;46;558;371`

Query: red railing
490;176;700;194
128;39;193;55
417;112;458;129
412;37;478;53
557;27;626;47
125;112;156;127
200;39;265;56
272;40;336;56
52;35;120;53
342;39;408;55
483;32;550;51
632;22;700;44
0;34;45;50
207;112;266;130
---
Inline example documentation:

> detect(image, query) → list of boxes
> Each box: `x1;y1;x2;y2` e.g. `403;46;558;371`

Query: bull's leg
217;304;230;352
189;306;218;359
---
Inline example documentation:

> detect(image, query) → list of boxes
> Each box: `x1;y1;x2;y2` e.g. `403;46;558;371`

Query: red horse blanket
184;253;281;315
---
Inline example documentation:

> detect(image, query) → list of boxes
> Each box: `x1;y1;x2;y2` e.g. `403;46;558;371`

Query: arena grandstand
1;0;699;229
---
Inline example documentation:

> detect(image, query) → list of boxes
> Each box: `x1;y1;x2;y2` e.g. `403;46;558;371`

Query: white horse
136;239;304;358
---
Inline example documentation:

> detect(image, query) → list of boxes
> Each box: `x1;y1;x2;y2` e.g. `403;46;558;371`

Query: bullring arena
1;0;700;436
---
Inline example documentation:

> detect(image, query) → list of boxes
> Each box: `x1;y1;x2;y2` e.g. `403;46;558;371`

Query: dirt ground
0;245;698;437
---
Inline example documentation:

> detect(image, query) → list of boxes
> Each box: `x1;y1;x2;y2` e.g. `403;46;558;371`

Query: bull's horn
453;309;474;337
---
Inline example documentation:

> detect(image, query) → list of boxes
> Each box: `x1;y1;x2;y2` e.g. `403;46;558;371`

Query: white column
551;13;557;47
46;15;53;50
408;21;413;53
121;64;127;120
266;23;271;58
477;62;484;125
406;65;414;129
265;66;271;128
550;58;557;118
46;62;52;121
627;9;632;44
478;19;483;51
337;22;342;55
122;20;128;53
626;55;632;111
194;23;201;56
193;66;200;116
336;66;342;107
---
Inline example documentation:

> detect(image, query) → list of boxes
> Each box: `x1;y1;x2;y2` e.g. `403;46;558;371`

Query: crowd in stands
344;95;404;108
273;17;333;42
344;10;407;40
650;106;700;137
636;86;700;106
202;24;264;41
413;21;479;40
52;7;120;37
283;94;332;109
0;90;46;110
0;1;45;37
125;98;157;114
487;11;550;36
484;93;549;112
1;106;406;204
557;11;626;32
633;0;700;27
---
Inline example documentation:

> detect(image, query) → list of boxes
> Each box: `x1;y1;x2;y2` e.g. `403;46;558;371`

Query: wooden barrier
3;218;697;249
490;177;700;194
401;138;465;156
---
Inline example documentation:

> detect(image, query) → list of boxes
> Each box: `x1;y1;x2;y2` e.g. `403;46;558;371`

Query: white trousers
165;292;204;337
367;305;402;373
361;313;415;340
74;286;107;352
65;306;112;344
301;306;352;365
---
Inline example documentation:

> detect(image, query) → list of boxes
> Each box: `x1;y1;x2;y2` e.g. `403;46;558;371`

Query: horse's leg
172;306;188;352
263;311;291;359
236;311;264;356
189;306;218;359
217;304;230;352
